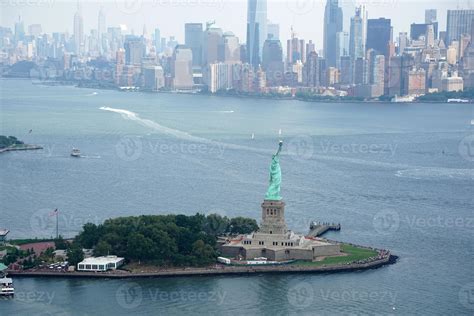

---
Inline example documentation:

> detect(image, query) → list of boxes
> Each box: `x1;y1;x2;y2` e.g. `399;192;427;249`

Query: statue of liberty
265;141;283;201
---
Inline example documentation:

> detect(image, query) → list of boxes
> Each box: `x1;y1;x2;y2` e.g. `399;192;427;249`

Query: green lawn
292;244;378;267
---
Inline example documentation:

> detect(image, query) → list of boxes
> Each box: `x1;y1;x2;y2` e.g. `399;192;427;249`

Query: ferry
447;98;469;103
0;276;14;296
391;95;415;103
71;148;81;157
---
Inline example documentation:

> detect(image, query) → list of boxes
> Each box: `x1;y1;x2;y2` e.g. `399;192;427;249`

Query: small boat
71;148;81;157
0;276;14;296
251;133;255;140
447;98;469;103
391;95;415;103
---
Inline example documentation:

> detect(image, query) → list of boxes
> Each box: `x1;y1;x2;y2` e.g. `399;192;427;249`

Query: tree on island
67;242;84;266
72;213;259;267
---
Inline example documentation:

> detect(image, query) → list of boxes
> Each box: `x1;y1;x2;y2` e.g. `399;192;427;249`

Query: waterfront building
221;143;341;262
304;51;320;88
367;18;391;57
143;66;165;91
339;56;353;85
246;0;267;68
124;37;145;65
405;68;426;95
185;23;203;67
441;75;464;92
171;45;194;90
447;10;474;45
77;256;124;272
262;39;284;86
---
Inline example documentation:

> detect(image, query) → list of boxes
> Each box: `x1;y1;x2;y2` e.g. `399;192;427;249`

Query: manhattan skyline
2;0;466;46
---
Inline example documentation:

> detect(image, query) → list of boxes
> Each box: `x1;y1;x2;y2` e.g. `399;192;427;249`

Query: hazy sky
0;0;470;49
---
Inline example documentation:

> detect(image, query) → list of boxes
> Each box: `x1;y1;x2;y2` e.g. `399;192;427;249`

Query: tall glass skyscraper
185;23;203;67
349;7;365;61
323;0;343;67
446;10;474;45
246;0;267;68
367;18;391;57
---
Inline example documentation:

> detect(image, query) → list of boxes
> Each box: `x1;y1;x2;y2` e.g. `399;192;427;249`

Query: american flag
49;208;58;217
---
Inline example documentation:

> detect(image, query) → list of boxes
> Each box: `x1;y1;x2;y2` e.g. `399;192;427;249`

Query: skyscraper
73;4;84;54
323;0;343;67
98;7;106;54
366;18;391;57
154;28;161;53
14;17;25;43
246;0;267;68
425;9;437;24
172;45;194;89
267;23;280;40
124;37;145;65
262;39;284;86
202;27;223;66
350;7;365;61
185;23;203;67
221;32;240;63
446;10;474;45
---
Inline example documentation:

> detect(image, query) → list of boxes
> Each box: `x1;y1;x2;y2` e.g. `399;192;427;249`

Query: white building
77;256;124;272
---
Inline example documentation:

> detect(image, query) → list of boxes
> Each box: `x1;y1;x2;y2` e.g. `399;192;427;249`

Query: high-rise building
304;51;320;88
124;37;145;65
172;45;194;89
405;68;426;95
73;4;84;54
14;17;25;43
220;32;240;63
185;23;203;67
143;66;165;91
287;29;305;64
98;6;106;53
425;9;437;24
349;7;366;61
154;28;161;53
353;58;369;85
339;56;353;85
246;0;267;68
262;39;284;86
398;32;408;55
206;62;233;93
447;10;474;45
370;54;385;97
267;23;280;40
367;18;391;57
323;0;343;67
336;31;349;68
202;27;223;66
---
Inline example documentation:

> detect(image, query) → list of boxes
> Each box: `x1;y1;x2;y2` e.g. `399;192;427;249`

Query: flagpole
56;209;59;239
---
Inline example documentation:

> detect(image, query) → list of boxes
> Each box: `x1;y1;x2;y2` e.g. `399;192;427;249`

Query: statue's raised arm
265;141;283;201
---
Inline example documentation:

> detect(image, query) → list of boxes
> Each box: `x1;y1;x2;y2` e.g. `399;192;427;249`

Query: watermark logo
115;0;143;15
116;283;143;309
287;282;315;308
30;208;57;237
287;135;314;162
459;135;474;162
116;135;143;161
459;282;474;310
0;0;56;8
373;210;400;234
286;0;315;15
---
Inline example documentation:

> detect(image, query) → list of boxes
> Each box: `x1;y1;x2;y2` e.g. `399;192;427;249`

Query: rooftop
0;229;9;237
79;256;124;264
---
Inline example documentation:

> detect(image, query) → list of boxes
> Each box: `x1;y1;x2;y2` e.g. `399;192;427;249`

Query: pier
308;221;341;237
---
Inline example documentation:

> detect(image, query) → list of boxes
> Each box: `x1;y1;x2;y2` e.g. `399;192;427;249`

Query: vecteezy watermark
115;136;227;162
287;135;314;162
115;0;225;15
373;210;400;234
459;282;474;310
116;283;227;309
459;135;474;162
286;0;315;15
373;210;474;234
116;283;143;309
0;0;55;7
287;282;315;308
4;290;55;304
115;135;143;162
351;0;397;8
319;288;397;304
319;140;398;157
30;209;125;238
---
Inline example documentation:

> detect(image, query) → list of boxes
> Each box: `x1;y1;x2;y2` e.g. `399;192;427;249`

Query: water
1;79;473;315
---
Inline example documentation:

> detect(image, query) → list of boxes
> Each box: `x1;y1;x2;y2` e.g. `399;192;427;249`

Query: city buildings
323;0;343;67
246;0;267;68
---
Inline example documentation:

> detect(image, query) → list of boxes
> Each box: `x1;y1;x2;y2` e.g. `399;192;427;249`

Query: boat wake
395;168;474;180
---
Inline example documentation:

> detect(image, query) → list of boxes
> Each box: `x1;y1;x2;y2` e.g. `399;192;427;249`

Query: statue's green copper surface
265;141;283;200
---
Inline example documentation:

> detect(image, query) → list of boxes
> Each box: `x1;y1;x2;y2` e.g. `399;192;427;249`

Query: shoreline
7;255;397;279
0;144;43;154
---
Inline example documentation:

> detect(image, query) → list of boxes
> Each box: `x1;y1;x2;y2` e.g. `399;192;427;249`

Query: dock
308;221;341;237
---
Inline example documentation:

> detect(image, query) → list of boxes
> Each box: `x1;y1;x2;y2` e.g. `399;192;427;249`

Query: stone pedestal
259;200;287;235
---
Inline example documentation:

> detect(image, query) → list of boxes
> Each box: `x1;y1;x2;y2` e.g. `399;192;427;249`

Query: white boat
71;148;81;157
447;98;469;103
0;277;14;296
